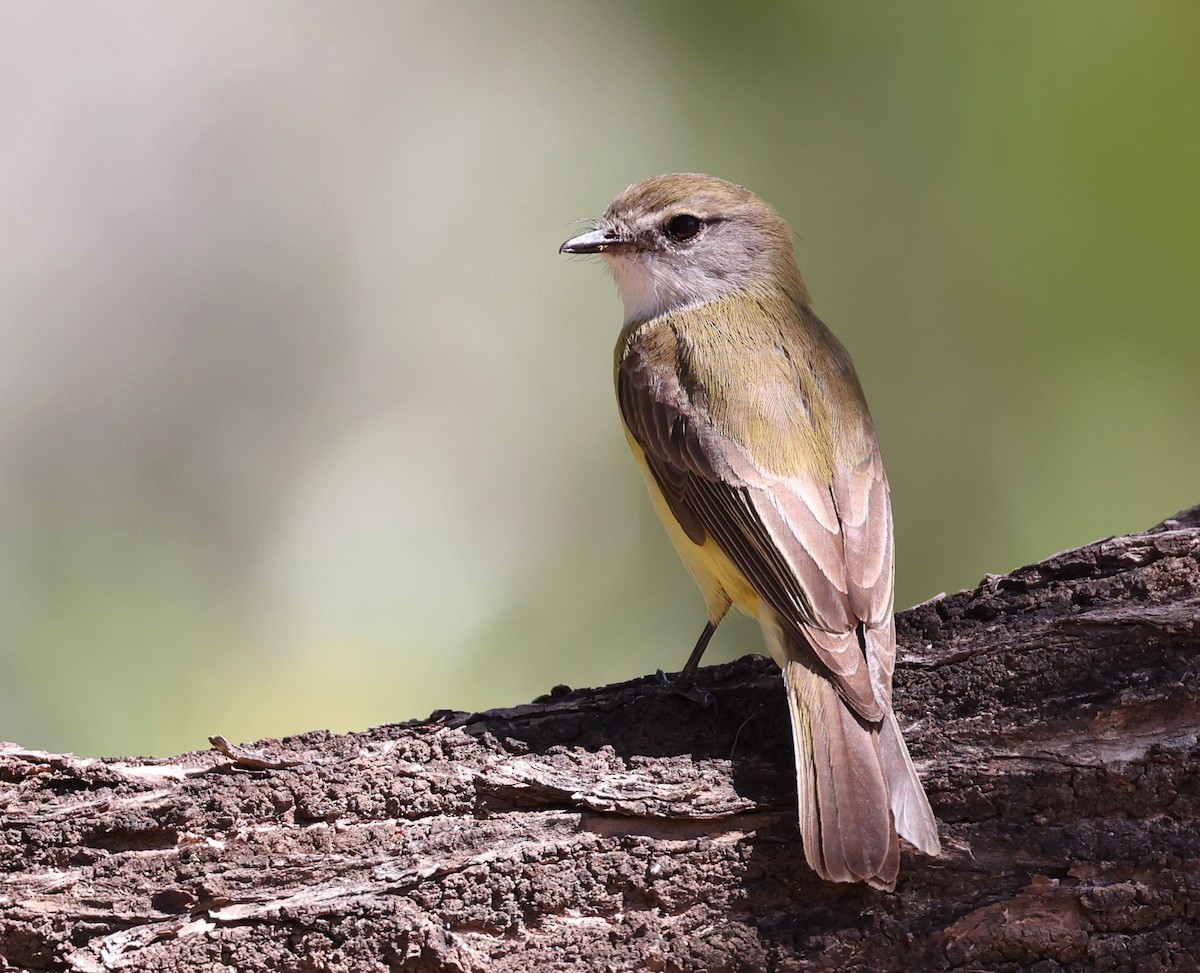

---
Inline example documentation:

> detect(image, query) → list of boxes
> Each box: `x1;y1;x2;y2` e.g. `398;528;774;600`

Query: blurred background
2;2;1197;757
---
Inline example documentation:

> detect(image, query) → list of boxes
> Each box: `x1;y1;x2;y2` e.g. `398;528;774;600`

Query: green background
2;2;1197;757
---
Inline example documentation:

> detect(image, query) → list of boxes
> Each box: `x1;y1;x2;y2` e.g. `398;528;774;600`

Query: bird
559;173;940;889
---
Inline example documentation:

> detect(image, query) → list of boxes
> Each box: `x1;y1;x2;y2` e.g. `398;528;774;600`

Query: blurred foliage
1;2;1197;756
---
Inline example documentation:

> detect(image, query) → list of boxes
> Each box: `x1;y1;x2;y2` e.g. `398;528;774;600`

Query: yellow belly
624;431;761;623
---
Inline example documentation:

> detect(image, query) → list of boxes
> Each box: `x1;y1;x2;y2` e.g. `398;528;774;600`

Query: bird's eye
664;214;703;242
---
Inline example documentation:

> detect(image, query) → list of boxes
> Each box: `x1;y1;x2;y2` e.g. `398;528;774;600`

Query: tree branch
3;507;1199;972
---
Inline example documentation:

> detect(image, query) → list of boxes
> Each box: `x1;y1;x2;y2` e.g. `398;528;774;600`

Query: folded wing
616;319;894;721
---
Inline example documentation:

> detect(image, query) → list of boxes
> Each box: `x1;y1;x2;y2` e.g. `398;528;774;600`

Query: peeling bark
2;507;1199;972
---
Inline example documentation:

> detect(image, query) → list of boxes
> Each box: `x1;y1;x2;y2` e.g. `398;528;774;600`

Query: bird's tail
784;659;939;890
879;704;941;858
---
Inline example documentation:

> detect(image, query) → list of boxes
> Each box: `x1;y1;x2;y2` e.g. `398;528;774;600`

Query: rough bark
2;507;1199;973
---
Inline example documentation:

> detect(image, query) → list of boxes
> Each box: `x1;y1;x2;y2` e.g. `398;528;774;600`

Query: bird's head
560;172;808;324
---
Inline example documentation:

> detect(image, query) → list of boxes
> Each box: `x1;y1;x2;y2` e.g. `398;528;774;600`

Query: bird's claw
655;669;717;710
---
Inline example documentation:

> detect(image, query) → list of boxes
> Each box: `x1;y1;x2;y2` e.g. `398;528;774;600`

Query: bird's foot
656;669;717;710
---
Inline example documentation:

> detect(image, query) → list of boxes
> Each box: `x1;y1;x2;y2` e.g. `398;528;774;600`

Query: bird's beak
559;227;633;254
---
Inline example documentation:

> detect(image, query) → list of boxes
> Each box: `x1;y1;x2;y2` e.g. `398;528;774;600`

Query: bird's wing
829;438;896;703
617;324;894;721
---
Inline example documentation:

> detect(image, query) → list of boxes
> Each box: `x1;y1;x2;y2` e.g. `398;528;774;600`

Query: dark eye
665;213;703;242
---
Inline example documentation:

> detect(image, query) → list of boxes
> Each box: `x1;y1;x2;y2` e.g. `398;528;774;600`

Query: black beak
559;227;630;254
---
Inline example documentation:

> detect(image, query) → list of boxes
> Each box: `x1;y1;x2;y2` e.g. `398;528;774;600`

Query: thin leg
678;619;718;687
658;618;721;707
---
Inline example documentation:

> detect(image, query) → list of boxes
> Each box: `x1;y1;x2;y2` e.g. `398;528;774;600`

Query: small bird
560;173;940;889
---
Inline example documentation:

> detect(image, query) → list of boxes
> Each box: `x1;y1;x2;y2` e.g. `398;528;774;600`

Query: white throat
603;251;739;324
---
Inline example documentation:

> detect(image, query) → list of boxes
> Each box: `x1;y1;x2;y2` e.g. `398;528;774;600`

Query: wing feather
618;321;895;721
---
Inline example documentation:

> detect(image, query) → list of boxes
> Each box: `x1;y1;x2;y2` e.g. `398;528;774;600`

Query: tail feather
785;660;900;889
879;709;941;856
766;597;940;889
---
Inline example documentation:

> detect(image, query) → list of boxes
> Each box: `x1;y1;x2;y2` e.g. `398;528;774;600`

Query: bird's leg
657;619;719;707
678;619;718;686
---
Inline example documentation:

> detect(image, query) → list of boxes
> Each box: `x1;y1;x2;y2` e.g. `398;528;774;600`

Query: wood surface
3;507;1199;972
